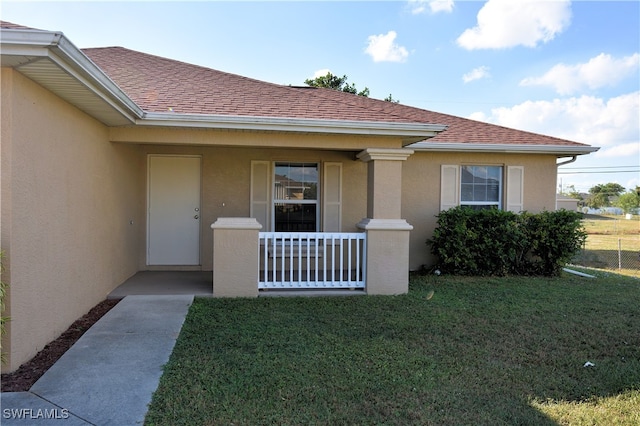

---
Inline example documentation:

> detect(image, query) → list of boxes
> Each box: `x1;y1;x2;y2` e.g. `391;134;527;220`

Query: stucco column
211;217;262;298
356;148;414;219
356;148;414;295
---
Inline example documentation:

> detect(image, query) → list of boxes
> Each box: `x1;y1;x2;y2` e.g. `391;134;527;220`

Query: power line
560;165;639;170
558;170;640;174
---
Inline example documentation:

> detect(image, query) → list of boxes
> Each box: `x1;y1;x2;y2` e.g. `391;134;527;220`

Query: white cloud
468;111;487;122
463;66;490;83
469;92;639;149
408;0;428;14
430;0;454;13
312;69;331;79
520;53;640;95
365;31;409;63
596;142;639;159
408;0;454;14
457;0;572;50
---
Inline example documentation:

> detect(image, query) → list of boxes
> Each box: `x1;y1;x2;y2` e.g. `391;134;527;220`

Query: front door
147;155;201;265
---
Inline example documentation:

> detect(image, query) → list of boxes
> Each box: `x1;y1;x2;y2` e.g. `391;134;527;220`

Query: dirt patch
1;298;121;392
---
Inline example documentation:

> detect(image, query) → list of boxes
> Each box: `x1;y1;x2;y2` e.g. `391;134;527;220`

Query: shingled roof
0;21;36;30
82;46;590;149
82;47;431;124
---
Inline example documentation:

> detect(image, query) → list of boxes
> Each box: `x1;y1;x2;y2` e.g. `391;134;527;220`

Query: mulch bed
1;298;121;392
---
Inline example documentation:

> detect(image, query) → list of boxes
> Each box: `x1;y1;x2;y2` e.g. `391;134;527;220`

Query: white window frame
441;164;523;212
459;165;503;210
272;162;320;232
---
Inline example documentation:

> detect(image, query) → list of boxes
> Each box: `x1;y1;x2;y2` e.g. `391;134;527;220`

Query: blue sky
2;0;639;193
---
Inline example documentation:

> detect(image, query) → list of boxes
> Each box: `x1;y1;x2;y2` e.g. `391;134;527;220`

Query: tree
561;184;584;207
585;182;626;209
585;192;610;209
561;184;583;200
616;192;640;214
304;72;398;102
589;182;625;197
305;72;370;97
384;93;400;103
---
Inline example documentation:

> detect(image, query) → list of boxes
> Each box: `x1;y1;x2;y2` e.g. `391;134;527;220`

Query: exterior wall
111;127;405;151
1;69;143;372
402;151;558;270
137;144;369;271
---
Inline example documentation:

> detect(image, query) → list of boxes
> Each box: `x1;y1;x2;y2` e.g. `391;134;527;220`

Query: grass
145;273;640;425
581;214;639;236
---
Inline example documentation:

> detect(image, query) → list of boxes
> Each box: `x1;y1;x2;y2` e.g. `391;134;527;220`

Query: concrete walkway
1;295;193;425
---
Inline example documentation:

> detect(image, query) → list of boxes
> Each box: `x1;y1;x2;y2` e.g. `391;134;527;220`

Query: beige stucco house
0;22;598;372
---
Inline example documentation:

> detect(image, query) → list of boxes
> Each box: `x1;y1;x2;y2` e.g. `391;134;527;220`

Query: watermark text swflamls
3;408;70;420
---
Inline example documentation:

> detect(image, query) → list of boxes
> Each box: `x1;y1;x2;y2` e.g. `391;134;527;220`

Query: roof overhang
408;141;600;156
1;28;143;125
139;112;447;142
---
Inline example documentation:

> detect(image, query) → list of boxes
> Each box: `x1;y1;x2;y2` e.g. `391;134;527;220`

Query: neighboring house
0;22;598;372
556;194;580;211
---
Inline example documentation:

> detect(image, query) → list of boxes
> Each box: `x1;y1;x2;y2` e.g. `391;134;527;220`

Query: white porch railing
259;232;366;290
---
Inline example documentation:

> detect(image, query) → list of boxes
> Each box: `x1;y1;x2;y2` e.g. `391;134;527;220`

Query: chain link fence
571;216;640;278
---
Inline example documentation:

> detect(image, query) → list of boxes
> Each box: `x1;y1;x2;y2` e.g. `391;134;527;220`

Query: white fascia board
1;28;143;122
52;36;144;120
0;30;62;66
0;28;63;48
408;141;600;156
140;112;448;138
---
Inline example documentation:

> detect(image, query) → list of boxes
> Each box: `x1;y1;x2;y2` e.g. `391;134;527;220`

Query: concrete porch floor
108;271;213;298
108;271;368;299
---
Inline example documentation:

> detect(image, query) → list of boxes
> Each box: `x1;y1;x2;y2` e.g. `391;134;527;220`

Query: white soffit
1;28;141;126
17;58;138;126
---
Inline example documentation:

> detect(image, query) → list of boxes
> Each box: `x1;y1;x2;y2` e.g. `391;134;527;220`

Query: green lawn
145;272;640;425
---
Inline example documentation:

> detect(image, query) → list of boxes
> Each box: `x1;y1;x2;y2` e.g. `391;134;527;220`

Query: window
251;161;342;232
441;164;522;213
460;165;503;210
273;163;319;231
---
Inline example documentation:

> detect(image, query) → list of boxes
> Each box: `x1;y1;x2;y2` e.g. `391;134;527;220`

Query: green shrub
427;207;586;277
520;210;587;276
0;251;7;364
